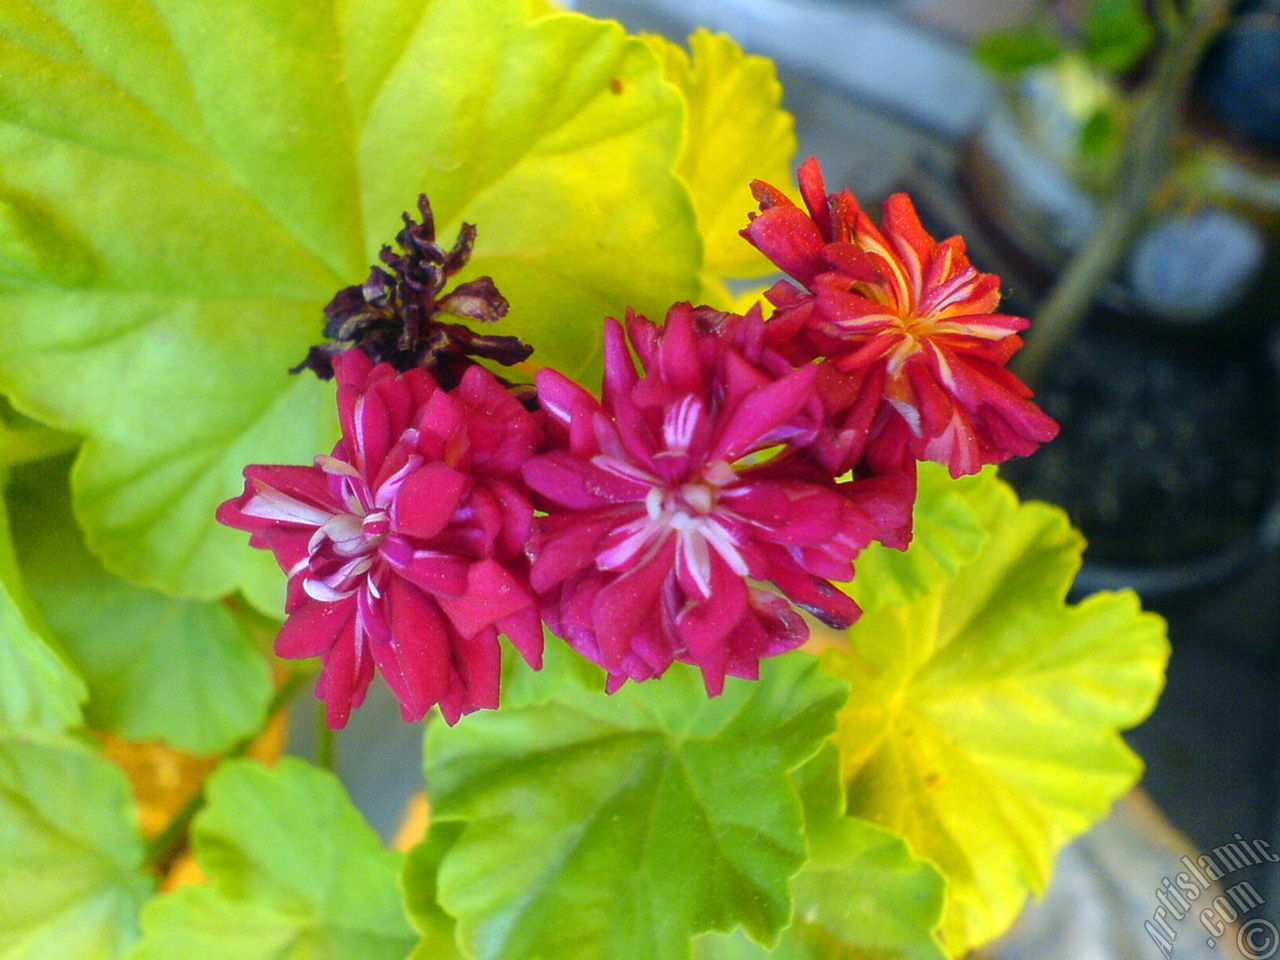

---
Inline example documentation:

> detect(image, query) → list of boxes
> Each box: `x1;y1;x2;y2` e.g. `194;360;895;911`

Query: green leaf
973;28;1063;75
846;463;991;614
821;476;1169;954
695;745;947;960
402;821;467;960
0;0;700;607
787;745;948;959
129;756;416;960
420;644;848;960
645;29;795;289
0;398;79;467
0;461;86;734
1083;0;1156;73
9;459;272;755
0;732;154;960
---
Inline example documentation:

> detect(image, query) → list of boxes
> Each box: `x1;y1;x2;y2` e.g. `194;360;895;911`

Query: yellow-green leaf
695;745;948;960
0;458;85;734
646;29;795;288
822;475;1168;954
847;463;991;614
402;821;466;960
129;757;415;960
9;460;271;755
0;733;154;960
0;0;699;608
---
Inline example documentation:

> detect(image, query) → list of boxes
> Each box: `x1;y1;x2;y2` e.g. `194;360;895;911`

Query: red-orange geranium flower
744;157;1057;478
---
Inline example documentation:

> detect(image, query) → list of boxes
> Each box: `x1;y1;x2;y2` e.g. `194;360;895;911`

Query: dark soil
1000;321;1280;564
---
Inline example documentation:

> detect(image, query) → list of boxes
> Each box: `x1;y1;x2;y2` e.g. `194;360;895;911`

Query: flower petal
767;560;861;631
602;316;639;404
743;204;828;285
274;598;355;659
528;510;632;592
394;549;470;599
379;577;452;721
523;451;606;511
441;626;502;724
590;538;676;671
498;604;544;669
391;462;469;541
311;613;372;730
675;556;749;696
712;363;818;462
437;558;539;639
535;366;599;430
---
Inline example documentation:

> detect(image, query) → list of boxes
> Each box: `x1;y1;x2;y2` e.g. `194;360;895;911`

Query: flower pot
998;318;1280;596
955;59;1280;595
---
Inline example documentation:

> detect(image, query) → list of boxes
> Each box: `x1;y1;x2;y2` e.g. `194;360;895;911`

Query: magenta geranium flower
523;303;911;696
744;157;1058;477
217;350;543;728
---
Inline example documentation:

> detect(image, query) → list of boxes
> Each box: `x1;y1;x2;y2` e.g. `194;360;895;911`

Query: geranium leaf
0;733;154;960
847;463;991;614
129;757;416;960
645;29;795;288
8;460;272;755
822;475;1169;954
694;746;947;960
0;0;699;606
420;644;848;960
402;821;467;960
0;466;86;734
0;400;78;468
786;745;947;960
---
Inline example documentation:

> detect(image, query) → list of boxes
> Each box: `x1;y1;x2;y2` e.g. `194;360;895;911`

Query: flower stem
144;671;308;875
1013;0;1240;385
1152;0;1185;41
315;705;336;771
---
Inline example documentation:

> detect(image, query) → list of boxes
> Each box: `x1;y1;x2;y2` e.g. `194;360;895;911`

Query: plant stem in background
1152;0;1184;41
316;705;336;771
145;671;308;877
1014;0;1241;385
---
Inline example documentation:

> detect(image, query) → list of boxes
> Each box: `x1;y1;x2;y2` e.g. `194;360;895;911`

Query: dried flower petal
293;194;532;391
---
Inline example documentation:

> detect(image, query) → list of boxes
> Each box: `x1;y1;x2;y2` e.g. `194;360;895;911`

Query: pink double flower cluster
219;160;1057;727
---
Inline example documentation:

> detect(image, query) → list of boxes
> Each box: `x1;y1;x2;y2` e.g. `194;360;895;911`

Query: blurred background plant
973;0;1277;365
954;0;1280;577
